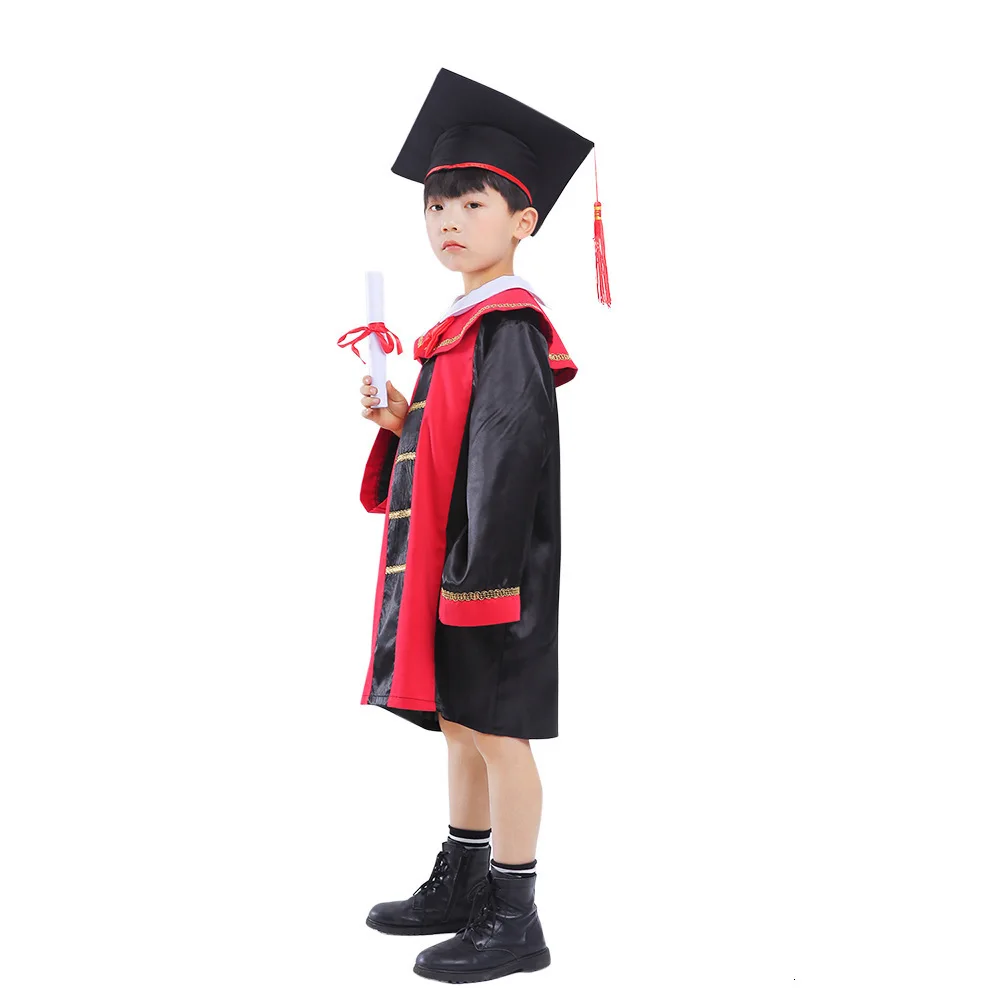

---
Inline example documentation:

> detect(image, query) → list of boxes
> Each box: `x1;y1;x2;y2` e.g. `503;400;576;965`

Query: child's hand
360;374;408;438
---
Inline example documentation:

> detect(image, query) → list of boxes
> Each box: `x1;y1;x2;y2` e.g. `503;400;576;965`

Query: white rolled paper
365;271;389;409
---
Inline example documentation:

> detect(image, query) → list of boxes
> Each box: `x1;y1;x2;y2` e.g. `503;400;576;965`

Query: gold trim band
440;586;519;602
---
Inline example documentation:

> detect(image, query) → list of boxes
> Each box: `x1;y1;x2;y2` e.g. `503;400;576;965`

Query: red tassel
593;146;611;306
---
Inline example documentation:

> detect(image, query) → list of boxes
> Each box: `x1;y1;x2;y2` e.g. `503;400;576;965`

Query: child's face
424;185;536;275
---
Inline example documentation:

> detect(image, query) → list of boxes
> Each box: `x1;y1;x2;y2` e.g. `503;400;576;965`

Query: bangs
423;167;529;213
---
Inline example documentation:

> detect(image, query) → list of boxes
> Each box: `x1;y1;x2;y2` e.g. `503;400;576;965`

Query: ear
516;206;538;239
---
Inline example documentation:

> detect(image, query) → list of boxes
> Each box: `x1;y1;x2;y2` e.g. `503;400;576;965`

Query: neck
462;255;517;296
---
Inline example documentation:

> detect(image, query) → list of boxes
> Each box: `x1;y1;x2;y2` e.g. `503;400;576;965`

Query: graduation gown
357;283;577;739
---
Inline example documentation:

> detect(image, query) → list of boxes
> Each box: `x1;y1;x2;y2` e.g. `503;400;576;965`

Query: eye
427;202;481;210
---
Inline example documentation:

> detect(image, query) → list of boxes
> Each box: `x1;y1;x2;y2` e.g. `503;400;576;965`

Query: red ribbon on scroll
336;321;403;363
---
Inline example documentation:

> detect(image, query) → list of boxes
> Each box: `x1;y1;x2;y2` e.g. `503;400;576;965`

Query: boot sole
413;946;551;982
366;915;471;936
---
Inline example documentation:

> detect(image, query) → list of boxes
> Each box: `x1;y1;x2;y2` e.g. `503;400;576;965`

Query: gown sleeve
360;426;400;513
438;312;554;627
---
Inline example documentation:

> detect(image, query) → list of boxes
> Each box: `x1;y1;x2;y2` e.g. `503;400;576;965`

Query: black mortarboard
390;68;611;306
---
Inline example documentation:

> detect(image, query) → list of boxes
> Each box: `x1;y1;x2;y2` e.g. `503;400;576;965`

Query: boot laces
413;850;451;896
461;875;501;939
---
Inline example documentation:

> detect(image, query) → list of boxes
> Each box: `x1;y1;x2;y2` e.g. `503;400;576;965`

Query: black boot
412;869;551;982
366;839;492;936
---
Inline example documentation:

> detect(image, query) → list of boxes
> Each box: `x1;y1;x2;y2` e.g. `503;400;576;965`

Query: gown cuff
438;586;521;626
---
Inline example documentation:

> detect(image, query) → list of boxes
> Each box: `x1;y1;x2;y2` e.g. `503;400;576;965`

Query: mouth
442;242;466;250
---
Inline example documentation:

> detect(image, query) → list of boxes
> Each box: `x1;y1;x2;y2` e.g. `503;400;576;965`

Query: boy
345;68;604;984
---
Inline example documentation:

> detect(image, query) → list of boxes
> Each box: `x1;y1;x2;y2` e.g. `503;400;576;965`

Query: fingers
360;375;402;424
360;375;380;417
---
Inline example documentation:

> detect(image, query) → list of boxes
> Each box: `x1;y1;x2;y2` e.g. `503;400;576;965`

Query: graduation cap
390;67;611;306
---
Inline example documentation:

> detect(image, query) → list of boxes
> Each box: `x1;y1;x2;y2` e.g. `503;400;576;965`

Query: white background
1;2;997;997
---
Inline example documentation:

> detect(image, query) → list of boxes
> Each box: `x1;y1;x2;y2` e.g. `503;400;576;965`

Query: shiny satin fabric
369;357;439;731
360;305;565;739
435;311;561;738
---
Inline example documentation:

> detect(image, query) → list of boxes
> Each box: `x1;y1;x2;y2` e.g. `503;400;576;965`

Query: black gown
434;308;561;739
361;305;567;740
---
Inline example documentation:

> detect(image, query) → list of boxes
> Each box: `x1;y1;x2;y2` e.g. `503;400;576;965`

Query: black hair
423;166;531;219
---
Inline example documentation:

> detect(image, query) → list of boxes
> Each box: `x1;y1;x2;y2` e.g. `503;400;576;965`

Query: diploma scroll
365;271;388;409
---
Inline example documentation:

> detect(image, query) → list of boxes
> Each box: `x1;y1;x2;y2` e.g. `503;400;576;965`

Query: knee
472;730;529;759
439;713;479;749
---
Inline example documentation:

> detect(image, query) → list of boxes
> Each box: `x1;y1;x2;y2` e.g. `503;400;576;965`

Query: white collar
438;274;546;322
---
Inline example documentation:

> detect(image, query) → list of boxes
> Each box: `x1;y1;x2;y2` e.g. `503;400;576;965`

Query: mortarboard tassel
593;146;611;306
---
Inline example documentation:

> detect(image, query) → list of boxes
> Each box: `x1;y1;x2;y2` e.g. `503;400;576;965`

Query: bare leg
438;712;491;830
471;733;541;863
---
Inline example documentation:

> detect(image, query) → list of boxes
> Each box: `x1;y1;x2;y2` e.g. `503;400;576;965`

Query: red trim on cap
424;162;532;203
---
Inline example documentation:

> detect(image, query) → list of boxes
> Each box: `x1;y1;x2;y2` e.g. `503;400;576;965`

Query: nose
439;210;461;232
